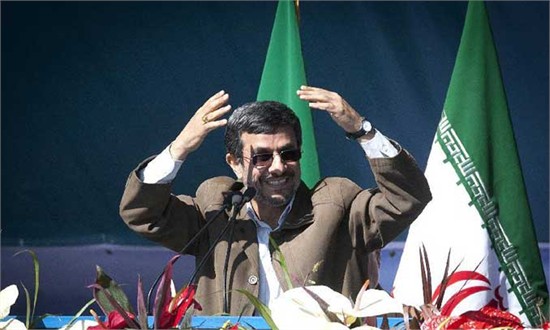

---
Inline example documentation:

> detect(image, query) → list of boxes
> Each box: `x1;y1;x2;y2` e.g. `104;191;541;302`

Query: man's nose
268;153;285;175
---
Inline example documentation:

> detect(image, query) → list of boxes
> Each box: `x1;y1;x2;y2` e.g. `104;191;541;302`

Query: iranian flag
257;0;320;188
392;1;548;327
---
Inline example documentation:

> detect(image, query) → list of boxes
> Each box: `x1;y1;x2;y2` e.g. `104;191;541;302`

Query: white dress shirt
137;128;398;307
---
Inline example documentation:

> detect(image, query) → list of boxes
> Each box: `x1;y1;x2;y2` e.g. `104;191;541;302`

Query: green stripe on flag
440;1;548;325
257;0;320;188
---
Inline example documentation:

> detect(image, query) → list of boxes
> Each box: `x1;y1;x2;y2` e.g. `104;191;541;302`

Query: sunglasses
249;148;302;167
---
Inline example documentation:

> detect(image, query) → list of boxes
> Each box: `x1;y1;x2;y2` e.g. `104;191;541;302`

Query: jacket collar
278;181;314;230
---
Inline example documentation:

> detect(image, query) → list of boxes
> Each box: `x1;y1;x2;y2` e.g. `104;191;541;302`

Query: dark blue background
2;2;548;244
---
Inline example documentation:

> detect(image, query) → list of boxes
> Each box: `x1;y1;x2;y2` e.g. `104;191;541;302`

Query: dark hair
224;101;302;160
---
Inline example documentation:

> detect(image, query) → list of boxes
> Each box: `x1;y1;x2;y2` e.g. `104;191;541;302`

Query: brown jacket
119;149;431;315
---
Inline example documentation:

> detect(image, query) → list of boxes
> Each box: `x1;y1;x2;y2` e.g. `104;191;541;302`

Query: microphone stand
222;195;241;314
146;183;245;313
189;192;250;283
145;207;226;313
221;188;256;314
182;187;255;314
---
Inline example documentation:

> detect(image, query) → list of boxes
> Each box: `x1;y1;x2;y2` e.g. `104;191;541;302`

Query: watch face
362;120;372;133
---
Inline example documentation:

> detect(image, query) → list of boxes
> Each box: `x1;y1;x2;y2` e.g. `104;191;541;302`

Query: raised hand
297;85;364;134
170;90;232;160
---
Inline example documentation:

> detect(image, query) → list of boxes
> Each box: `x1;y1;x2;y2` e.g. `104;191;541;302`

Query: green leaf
89;284;140;329
93;265;134;315
269;237;293;290
136;275;148;330
236;289;278;330
64;298;96;330
21;283;31;329
14;249;39;323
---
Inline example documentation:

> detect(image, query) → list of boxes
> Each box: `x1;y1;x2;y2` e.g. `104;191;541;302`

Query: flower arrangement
87;255;201;330
243;244;549;330
268;281;403;329
0;252;203;330
0;247;548;330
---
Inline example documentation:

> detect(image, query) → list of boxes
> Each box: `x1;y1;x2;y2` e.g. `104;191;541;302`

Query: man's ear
226;153;243;179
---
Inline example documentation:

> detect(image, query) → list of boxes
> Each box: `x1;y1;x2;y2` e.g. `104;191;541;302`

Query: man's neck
251;202;286;229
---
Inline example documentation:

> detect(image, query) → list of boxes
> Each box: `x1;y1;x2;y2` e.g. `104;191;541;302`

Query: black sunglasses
250;148;302;167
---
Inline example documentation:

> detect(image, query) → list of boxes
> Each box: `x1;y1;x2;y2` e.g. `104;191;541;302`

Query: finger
307;102;338;113
297;90;333;103
207;104;232;121
201;91;229;113
297;88;338;102
200;104;231;125
205;90;226;103
298;85;327;93
297;86;337;102
203;118;228;131
297;86;325;96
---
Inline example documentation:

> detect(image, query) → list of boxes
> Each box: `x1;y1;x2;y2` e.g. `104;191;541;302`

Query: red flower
157;284;202;329
447;306;523;329
89;310;136;330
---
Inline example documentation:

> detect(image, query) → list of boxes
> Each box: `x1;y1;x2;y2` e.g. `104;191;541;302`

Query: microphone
223;181;244;210
146;180;246;313
242;187;256;204
229;181;245;191
230;193;243;208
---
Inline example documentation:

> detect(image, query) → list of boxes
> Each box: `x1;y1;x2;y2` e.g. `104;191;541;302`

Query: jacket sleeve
350;147;432;251
119;159;203;254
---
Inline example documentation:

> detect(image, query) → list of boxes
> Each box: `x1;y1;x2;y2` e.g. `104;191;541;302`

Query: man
120;86;432;316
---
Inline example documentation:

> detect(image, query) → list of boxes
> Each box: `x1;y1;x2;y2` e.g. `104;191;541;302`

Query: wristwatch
345;118;373;140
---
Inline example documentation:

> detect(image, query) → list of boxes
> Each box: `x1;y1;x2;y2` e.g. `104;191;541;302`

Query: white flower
0;319;27;330
270;286;351;329
59;320;98;330
0;285;19;320
0;285;27;330
331;288;404;318
270;285;404;330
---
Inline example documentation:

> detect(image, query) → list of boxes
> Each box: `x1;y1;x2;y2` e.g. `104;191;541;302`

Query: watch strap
345;119;372;140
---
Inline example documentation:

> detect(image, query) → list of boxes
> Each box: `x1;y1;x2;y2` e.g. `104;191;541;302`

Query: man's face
227;126;301;211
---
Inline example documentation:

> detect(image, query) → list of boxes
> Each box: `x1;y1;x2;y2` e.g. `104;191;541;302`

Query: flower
0;319;27;330
89;310;135;330
270;284;403;330
0;285;19;320
395;245;549;329
59;320;99;330
157;284;201;329
447;306;523;329
89;255;201;329
0;285;27;330
418;305;525;330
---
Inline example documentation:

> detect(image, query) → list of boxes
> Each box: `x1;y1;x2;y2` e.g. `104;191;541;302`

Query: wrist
357;129;376;141
169;143;190;161
345;118;373;140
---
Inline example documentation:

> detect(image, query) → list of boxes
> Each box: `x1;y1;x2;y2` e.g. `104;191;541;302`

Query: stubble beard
251;174;298;208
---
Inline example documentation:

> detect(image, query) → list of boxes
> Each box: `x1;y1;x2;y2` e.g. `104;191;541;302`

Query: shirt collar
246;195;296;230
